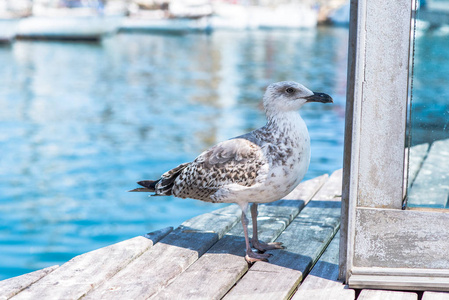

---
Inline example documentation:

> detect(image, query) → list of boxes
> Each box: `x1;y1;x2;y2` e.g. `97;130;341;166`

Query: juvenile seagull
131;81;332;262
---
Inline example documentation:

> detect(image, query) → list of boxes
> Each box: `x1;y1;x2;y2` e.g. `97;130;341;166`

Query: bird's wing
171;137;268;201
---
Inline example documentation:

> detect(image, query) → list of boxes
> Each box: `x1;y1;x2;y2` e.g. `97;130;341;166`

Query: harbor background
0;0;448;281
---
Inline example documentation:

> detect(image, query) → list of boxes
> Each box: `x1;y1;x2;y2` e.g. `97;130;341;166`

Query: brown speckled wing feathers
171;137;266;201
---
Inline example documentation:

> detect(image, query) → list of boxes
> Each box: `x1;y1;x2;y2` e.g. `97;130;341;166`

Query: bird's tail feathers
155;163;190;196
129;162;190;196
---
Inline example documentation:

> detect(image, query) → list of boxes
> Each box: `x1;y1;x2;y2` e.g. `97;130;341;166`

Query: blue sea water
0;27;348;280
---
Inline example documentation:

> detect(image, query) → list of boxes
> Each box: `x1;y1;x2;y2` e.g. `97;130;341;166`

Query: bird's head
263;81;333;115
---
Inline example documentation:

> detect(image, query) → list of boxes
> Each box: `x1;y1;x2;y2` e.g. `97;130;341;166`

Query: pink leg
250;203;284;252
241;210;271;263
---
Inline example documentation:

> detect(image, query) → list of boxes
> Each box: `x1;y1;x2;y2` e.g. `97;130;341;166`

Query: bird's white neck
266;111;306;134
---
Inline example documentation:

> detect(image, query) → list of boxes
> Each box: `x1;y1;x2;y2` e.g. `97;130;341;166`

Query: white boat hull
211;3;318;30
17;15;123;40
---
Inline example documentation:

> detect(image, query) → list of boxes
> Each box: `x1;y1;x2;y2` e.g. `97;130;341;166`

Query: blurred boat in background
210;2;318;30
16;0;125;41
0;0;354;42
121;0;320;32
121;0;212;34
0;0;30;43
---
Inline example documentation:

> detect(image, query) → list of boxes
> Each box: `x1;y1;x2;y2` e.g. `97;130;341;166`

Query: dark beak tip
306;92;333;104
320;93;333;104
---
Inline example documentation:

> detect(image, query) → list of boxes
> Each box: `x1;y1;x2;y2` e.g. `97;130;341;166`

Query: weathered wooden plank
349;274;449;292
0;266;58;300
84;205;242;300
223;200;341;300
352;0;411;209
292;289;354;300
353;208;449;269
422;291;449;300
179;204;242;240
153;176;328;300
11;227;172;300
357;289;417;300
408;139;449;208
152;231;248;300
341;0;412;283
292;231;355;300
300;231;341;284
311;169;342;201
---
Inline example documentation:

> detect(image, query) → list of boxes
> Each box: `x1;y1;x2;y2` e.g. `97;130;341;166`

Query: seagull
130;81;333;263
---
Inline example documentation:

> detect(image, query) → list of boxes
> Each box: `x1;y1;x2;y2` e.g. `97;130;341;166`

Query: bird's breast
259;129;310;200
211;113;311;204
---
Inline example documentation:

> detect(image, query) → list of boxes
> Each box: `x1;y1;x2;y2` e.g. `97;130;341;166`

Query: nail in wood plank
11;227;172;300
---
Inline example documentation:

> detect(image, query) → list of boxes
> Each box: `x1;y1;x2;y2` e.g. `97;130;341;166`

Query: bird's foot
245;249;272;263
251;239;285;252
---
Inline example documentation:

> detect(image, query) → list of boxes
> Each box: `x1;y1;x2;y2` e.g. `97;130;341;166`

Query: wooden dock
1;157;448;299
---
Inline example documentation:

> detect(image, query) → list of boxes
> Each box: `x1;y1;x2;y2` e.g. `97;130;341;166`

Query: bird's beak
305;92;333;103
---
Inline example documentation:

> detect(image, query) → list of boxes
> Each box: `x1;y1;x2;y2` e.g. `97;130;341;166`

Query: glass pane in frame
406;0;449;209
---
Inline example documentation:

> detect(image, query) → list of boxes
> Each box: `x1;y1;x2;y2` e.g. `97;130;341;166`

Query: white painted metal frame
340;0;449;291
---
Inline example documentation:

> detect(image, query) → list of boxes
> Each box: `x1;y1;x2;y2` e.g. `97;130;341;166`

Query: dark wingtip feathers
128;180;159;193
137;180;159;190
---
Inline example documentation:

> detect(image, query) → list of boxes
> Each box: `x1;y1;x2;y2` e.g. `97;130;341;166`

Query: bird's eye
286;87;295;94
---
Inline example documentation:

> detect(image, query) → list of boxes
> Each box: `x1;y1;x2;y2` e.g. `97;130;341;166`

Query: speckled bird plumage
131;81;333;262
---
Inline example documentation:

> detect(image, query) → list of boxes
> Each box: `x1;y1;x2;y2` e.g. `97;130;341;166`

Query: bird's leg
250;203;284;252
241;210;271;263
